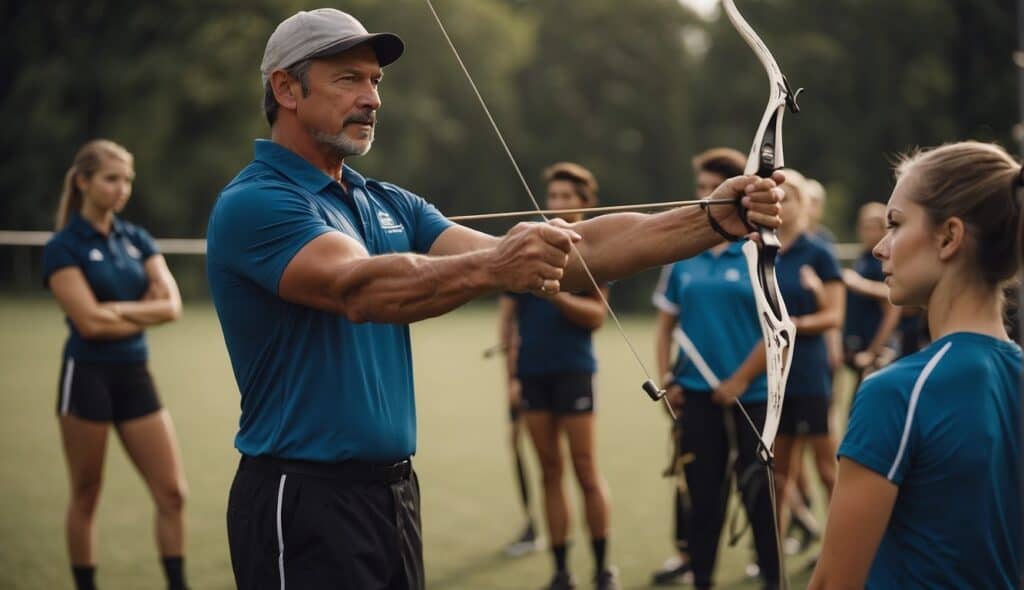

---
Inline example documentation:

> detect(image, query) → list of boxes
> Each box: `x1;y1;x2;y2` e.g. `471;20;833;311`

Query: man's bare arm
279;222;578;323
431;174;784;293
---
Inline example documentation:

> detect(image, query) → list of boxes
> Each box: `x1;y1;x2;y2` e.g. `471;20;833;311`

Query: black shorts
228;455;423;590
778;395;830;436
519;372;595;415
56;358;162;422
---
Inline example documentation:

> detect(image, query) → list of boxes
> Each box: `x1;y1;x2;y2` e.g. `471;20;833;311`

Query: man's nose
358;83;381;110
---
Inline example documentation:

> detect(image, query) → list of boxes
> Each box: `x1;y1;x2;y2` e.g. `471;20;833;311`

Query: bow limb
722;0;800;459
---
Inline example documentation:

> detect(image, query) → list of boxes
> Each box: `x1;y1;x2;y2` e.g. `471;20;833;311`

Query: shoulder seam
886;340;953;481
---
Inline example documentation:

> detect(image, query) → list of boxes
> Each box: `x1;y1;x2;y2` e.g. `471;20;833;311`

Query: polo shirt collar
68;212;124;239
254;139;369;194
702;240;746;259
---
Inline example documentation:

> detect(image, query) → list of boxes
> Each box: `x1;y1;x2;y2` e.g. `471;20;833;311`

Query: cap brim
309;32;405;67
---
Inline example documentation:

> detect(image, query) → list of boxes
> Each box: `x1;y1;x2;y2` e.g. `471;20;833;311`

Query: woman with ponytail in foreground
42;140;189;590
809;141;1022;589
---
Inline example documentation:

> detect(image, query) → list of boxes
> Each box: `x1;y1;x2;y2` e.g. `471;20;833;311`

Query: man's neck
271;126;345;183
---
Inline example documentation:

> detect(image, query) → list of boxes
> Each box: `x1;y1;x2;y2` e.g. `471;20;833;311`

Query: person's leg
677;394;728;590
526;411;571;575
60;415;109;589
810;434;837;497
771;434;798;536
117;409;189;588
563;413;611;573
733;404;780;586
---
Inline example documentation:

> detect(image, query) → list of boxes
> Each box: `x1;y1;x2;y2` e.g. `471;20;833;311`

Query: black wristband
701;199;745;242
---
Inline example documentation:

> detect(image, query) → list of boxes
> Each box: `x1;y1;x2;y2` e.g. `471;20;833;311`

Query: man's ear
936;217;966;262
270;69;300;112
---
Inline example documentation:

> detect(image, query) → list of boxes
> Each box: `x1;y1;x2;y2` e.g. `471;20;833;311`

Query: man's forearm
335;250;500;324
561;207;722;291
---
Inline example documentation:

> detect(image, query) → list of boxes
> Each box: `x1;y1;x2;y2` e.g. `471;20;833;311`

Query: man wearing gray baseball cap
207;7;784;590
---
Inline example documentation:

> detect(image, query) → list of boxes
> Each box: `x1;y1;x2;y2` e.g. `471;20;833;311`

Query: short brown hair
542;162;599;205
896;141;1022;287
692;148;746;179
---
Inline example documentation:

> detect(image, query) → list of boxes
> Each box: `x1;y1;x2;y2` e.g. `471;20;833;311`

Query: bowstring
424;0;675;419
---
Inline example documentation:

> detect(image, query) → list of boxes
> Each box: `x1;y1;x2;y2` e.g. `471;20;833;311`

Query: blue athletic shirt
777;233;842;396
843;250;884;354
839;332;1021;588
42;213;159;363
510;292;597;378
651;242;767;403
206;140;452;463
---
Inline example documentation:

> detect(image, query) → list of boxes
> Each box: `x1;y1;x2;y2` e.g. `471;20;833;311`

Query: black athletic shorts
519;372;595;415
56;358;162;422
228;455;423;590
778;395;830;436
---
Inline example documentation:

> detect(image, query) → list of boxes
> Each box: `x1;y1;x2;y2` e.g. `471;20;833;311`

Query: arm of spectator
842;267;890;301
793;280;846;335
808;458;896;590
49;267;145;339
548;287;609;330
110;255;182;326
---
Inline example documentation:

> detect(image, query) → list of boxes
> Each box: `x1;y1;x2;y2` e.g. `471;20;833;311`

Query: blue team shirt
651;242;767;403
42;213;159;363
777;233;842;396
844;250;885;354
206;140;452;462
511;293;597;377
839;332;1021;588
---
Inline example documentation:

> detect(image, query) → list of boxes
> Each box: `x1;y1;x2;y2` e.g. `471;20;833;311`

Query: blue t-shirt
42;213;159;363
651;242;768;403
206;140;452;463
843;250;885;354
777;233;842;396
839;332;1021;588
511;292;597;377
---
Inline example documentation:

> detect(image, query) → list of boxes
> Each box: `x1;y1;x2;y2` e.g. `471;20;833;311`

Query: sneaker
651;555;693;586
543;570;576;590
504;523;542;558
595;566;621;590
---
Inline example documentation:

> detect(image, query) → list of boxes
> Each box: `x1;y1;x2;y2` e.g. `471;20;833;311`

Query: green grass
0;297;837;589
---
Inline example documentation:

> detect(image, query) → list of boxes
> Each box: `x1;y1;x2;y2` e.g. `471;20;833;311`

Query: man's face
695;171;726;199
296;45;383;158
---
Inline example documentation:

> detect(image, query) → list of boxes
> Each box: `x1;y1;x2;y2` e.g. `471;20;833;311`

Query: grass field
0;297;834;589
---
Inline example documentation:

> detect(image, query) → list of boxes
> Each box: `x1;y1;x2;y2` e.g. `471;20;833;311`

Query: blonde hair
542;162;599;206
896;141;1021;286
55;140;134;230
803;178;825;203
780;168;808;203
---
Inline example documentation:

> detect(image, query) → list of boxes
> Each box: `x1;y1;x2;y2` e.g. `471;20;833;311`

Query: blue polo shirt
777;233;842;396
651;242;767;403
843;250;885;354
42;213;159;363
839;332;1021;588
510;292;597;378
206;140;452;463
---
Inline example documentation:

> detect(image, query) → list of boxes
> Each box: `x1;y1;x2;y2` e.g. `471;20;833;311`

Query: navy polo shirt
840;333;1021;588
42;213;158;362
844;250;885;354
651;242;768;403
206;140;452;463
777;233;842;396
511;293;597;378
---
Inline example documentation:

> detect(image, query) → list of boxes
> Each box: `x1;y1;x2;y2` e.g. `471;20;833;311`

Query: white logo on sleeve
125;242;142;259
377;210;405;234
88;248;104;262
725;268;741;282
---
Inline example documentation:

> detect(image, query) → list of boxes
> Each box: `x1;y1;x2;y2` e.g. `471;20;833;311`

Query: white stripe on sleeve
886;341;952;481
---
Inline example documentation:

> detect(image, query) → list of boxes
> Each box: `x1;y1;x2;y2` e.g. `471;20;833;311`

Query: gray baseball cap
261;9;404;85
